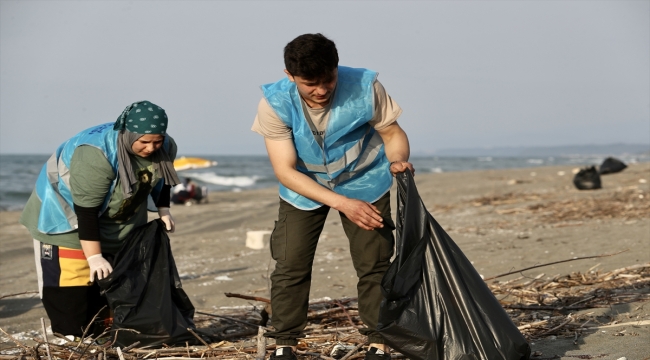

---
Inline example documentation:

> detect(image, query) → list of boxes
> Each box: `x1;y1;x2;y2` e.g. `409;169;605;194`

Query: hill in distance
424;143;650;157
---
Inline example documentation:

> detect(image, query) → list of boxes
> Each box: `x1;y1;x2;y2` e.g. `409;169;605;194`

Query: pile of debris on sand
2;261;647;360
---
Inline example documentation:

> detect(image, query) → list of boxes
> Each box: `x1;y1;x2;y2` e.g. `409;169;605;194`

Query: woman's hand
158;207;175;233
87;254;113;281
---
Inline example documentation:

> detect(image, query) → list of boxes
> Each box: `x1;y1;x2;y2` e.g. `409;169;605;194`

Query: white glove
158;207;175;233
87;254;113;281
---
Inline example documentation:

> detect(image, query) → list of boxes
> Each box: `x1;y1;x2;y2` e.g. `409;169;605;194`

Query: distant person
189;179;207;203
171;177;206;205
20;101;180;340
251;33;413;360
171;177;191;204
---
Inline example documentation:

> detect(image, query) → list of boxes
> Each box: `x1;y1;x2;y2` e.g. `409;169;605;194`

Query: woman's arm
69;146;116;280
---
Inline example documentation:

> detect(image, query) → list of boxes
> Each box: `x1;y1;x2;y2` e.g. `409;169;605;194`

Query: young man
251;33;413;360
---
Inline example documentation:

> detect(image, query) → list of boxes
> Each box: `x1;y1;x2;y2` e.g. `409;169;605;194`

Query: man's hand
158;207;175;233
389;160;415;176
336;198;384;231
87;254;113;281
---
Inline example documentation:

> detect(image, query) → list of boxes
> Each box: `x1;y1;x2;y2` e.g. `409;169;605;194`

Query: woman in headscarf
20;100;180;340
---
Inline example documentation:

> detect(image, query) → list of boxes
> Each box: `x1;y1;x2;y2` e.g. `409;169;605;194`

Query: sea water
1;153;647;211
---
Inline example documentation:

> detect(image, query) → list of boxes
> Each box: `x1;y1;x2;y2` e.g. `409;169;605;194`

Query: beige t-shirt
251;80;402;141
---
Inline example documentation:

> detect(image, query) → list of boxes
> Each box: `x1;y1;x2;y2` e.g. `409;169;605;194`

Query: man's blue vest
262;66;393;210
34;123;165;234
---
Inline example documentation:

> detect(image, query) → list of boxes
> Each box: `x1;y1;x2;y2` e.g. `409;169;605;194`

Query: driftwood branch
334;300;357;328
0;290;39;300
224;293;270;303
196;310;272;330
186;328;210;348
255;326;266;360
70;304;108;360
0;326;29;349
40;318;52;360
535;316;573;337
340;342;366;360
483;249;629;281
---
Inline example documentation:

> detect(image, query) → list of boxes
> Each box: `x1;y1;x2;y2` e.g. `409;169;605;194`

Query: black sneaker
364;347;391;360
270;347;297;360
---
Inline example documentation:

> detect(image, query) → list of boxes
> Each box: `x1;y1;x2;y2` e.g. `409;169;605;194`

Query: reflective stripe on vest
309;130;384;189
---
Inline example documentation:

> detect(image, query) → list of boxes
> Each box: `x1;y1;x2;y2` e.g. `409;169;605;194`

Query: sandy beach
1;163;649;359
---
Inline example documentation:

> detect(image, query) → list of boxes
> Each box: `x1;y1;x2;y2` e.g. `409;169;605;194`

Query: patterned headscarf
113;101;168;134
114;101;180;199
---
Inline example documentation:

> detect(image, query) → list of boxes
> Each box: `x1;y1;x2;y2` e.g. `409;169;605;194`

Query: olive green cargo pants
266;192;395;346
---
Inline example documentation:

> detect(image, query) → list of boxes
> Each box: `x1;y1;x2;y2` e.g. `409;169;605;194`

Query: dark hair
284;33;339;80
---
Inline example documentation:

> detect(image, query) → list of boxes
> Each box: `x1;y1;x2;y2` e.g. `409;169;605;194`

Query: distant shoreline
416;143;650;157
2;142;650;158
3;161;648;213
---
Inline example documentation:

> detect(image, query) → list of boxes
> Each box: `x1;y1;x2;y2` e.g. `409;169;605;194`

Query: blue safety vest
262;66;393;210
34;123;165;234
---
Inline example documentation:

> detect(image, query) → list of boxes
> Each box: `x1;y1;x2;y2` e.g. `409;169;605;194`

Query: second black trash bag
599;157;627;175
98;220;198;348
377;171;531;360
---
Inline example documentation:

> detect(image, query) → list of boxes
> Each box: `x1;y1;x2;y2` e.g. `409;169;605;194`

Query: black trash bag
599;157;627;175
98;220;198;348
377;171;530;360
573;166;602;190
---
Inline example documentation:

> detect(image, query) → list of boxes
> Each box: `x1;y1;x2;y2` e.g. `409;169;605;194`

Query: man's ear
284;69;295;82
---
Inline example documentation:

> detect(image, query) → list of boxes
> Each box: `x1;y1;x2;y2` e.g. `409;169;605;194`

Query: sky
1;0;648;155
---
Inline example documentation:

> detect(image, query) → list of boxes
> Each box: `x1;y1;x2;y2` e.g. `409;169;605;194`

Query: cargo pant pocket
373;192;395;262
270;214;287;261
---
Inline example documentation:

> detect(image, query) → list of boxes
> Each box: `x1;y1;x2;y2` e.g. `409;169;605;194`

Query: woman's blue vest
262;66;393;210
34;123;165;234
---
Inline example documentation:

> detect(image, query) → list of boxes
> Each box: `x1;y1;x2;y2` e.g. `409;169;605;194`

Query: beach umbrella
173;156;218;171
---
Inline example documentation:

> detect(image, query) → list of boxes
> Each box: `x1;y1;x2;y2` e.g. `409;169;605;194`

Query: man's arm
376;121;414;175
265;137;385;230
